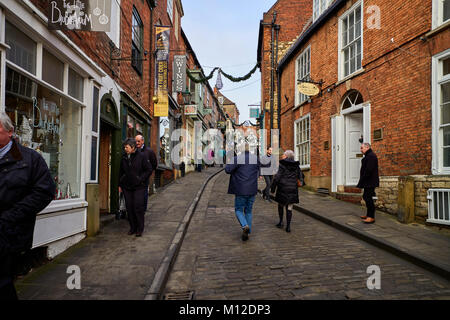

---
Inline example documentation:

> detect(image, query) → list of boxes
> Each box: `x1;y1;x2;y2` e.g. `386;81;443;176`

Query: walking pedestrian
119;138;152;237
271;150;304;233
225;145;260;241
260;146;274;202
357;143;379;224
135;135;158;211
0;111;55;300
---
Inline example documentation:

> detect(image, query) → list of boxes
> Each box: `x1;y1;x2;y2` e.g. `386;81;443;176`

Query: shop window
90;136;98;181
5;67;82;200
126;113;143;138
159;117;171;166
340;2;363;79
68;68;84;102
92;87;99;133
5;21;36;75
42;49;64;91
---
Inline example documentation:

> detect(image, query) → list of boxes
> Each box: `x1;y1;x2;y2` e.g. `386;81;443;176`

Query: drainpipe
270;11;277;146
275;23;281;140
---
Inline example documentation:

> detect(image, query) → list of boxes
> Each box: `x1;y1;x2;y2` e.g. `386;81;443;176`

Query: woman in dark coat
271;150;304;232
119;138;152;237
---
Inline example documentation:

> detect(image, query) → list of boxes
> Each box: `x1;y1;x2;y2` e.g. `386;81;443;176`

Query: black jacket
119;150;152;191
0;139;55;258
271;158;304;205
356;149;379;188
140;145;158;171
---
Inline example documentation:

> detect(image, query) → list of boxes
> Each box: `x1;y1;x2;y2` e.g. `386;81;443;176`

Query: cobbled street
164;171;450;300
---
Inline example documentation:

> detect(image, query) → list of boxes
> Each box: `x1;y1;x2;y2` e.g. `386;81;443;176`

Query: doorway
99;122;112;214
345;112;363;185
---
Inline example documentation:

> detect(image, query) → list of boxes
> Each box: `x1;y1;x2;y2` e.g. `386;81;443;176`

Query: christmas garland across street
186;63;258;84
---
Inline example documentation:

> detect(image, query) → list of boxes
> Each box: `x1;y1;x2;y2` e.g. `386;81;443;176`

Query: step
344;186;362;193
336;192;362;204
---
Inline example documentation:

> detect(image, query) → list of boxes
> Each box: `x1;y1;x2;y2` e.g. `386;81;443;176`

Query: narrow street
164;171;450;300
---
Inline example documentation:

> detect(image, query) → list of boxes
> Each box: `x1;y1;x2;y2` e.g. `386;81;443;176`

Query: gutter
277;0;346;72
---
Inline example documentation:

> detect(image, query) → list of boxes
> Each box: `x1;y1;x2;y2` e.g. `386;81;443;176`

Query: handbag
116;191;127;220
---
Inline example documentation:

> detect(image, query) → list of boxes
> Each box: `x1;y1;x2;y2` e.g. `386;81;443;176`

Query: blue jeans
235;195;256;233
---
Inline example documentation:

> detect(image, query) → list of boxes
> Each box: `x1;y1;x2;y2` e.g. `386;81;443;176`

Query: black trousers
263;175;273;199
0;255;18;300
123;188;147;234
363;187;376;219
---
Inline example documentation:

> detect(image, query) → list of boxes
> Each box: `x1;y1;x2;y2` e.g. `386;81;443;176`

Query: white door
345;113;363;185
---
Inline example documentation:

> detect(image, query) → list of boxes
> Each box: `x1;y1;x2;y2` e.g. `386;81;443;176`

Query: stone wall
413;175;450;223
374;175;450;225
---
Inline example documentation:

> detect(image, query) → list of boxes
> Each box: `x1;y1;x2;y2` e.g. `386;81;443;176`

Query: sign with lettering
154;26;171;117
297;82;320;96
48;0;111;31
174;55;186;93
185;105;198;116
250;108;260;118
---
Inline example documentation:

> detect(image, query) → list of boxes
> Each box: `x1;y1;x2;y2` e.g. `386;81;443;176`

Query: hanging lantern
215;69;223;90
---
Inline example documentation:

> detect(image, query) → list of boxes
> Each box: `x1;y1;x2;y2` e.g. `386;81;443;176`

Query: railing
427;189;450;225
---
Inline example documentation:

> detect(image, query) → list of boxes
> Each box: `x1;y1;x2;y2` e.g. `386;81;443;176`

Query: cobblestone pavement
15;168;222;300
164;172;450;300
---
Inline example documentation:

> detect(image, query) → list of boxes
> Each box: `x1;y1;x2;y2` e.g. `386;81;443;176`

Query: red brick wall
259;0;313;144
278;0;450;188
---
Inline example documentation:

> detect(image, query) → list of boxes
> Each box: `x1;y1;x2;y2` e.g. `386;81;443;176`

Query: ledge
335;68;366;87
426;21;450;38
38;200;88;216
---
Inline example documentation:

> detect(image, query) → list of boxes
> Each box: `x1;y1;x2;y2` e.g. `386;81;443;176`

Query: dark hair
123;138;137;149
267;145;272;150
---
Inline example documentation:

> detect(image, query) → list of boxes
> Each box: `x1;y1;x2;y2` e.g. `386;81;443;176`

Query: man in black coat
135;135;158;210
119;138;153;236
0;112;55;300
356;143;379;224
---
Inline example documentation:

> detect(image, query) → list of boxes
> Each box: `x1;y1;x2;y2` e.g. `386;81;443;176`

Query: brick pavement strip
164;171;450;300
15;168;222;300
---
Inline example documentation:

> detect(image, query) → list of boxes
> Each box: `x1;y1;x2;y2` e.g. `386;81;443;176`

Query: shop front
0;1;106;257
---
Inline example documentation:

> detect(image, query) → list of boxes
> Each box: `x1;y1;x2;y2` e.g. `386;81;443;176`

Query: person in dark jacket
225;146;260;241
260;146;275;202
135;135;158;210
119;138;152;237
271;150;304;233
356;143;379;224
0;112;55;300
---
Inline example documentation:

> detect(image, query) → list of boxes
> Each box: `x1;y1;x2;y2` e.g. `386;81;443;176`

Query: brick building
257;0;313;146
0;0;218;258
267;0;450;225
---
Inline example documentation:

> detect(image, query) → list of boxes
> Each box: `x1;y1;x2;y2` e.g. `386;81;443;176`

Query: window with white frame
434;51;450;173
167;0;174;22
295;46;311;106
433;0;450;29
339;2;363;79
313;0;331;22
294;114;310;168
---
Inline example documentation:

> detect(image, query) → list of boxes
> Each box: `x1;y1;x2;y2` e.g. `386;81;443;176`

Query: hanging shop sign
184;105;198;116
154;26;171;117
250;108;260;118
174;55;186;93
297;82;320;96
217;121;226;129
48;0;111;31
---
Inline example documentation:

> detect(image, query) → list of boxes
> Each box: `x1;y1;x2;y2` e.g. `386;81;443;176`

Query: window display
5;67;82;200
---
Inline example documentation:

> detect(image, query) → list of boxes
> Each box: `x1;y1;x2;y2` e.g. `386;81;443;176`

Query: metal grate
163;291;195;300
427;189;450;225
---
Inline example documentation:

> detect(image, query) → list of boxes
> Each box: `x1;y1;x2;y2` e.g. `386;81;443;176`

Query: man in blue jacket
0;111;55;300
225;146;260;241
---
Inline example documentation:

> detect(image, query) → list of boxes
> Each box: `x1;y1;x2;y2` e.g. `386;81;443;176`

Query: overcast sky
181;0;276;123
